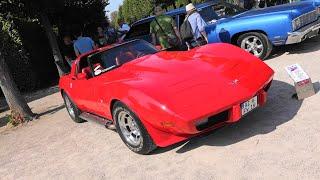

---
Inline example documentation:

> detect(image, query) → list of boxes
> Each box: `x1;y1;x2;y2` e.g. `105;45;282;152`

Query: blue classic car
206;1;320;59
124;1;320;59
123;1;245;44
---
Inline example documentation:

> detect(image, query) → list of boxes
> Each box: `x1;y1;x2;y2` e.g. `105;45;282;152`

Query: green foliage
110;0;208;26
0;17;22;45
1;0;109;33
175;0;191;7
0;0;109;91
0;17;36;91
110;11;119;28
119;0;153;24
6;110;25;126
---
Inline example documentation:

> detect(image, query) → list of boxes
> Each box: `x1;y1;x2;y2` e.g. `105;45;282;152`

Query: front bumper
286;18;320;44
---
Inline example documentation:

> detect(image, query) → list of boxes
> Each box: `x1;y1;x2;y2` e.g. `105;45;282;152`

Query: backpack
180;15;194;41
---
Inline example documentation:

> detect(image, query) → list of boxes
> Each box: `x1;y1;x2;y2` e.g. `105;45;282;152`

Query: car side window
125;21;151;40
198;5;219;22
212;3;241;18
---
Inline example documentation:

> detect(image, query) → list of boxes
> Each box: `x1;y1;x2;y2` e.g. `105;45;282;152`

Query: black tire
62;92;84;123
237;32;273;60
113;101;156;154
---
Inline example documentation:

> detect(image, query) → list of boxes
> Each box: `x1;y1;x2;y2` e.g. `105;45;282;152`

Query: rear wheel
113;102;156;154
237;32;272;60
62;93;84;123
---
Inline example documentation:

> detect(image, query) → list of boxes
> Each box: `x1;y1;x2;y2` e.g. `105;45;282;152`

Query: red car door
73;75;111;116
69;76;96;113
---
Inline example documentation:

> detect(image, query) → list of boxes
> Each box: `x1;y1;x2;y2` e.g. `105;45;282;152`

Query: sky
105;0;124;16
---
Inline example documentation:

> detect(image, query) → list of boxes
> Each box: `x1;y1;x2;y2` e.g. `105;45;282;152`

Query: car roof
131;0;219;26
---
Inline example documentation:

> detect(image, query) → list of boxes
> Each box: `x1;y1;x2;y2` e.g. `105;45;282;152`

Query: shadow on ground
313;82;320;94
267;36;320;60
0;86;59;112
0;104;65;128
0;116;9;128
153;80;303;154
38;104;65;117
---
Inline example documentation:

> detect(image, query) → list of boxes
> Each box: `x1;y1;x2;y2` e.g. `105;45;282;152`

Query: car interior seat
81;67;92;78
93;63;102;70
115;51;135;65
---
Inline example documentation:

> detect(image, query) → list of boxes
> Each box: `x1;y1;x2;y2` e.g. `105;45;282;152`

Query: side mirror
77;72;87;80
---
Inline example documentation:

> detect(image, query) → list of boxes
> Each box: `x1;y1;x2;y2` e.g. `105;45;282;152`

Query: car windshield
199;3;244;22
88;40;158;76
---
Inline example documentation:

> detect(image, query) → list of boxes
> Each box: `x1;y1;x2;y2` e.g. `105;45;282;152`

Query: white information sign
285;64;310;83
285;64;315;100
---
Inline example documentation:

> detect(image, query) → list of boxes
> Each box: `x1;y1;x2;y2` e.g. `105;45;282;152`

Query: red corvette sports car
59;40;274;154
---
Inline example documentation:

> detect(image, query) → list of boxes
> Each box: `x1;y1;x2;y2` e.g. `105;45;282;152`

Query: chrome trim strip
286;18;320;44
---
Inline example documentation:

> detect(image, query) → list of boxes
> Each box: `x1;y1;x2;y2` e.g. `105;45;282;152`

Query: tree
0;0;108;123
0;0;109;76
0;55;35;121
0;22;35;122
120;0;153;24
110;11;119;28
114;0;207;25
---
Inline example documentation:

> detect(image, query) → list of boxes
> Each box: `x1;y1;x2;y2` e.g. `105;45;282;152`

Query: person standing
185;3;208;48
62;35;76;66
96;26;108;47
150;5;182;50
118;20;130;41
106;25;118;44
118;20;130;34
73;29;98;57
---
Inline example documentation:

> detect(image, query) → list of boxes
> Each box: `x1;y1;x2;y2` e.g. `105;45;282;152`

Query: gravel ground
1;37;320;180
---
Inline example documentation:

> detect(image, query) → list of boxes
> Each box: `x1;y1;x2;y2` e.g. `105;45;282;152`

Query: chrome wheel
118;110;142;146
65;96;75;118
240;35;264;57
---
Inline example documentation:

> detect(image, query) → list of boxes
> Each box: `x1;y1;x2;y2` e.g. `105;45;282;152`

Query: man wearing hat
185;3;208;46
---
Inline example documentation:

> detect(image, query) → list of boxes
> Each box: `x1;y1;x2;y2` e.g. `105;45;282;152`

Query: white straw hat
186;3;196;12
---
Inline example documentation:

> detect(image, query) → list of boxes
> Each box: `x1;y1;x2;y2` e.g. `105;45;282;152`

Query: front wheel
113;102;156;154
237;32;272;60
62;93;84;123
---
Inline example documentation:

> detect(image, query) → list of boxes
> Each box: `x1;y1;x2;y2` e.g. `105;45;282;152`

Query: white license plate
241;96;258;116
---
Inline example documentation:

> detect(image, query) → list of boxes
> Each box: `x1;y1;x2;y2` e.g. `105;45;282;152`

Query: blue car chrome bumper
286;19;320;44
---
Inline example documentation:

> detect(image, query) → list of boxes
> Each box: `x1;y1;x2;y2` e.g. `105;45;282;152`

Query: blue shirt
187;12;207;39
74;37;95;55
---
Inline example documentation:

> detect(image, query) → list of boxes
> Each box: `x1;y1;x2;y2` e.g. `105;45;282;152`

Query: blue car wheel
237;32;272;60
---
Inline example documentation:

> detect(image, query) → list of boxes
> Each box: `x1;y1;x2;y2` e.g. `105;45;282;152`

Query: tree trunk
0;52;35;119
39;12;67;77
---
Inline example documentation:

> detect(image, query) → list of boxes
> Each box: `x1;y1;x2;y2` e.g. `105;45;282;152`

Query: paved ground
1;37;320;179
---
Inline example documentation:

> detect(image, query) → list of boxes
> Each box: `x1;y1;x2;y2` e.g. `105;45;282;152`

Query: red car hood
107;44;274;120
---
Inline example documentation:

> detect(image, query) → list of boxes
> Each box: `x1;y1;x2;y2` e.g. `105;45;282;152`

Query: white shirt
188;12;207;39
119;23;130;32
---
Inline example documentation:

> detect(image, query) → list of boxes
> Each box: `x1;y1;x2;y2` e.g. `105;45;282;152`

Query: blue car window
199;3;243;22
199;6;219;22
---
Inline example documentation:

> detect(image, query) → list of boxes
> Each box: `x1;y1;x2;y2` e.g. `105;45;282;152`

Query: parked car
206;0;320;59
122;1;245;43
125;1;320;60
59;40;274;154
